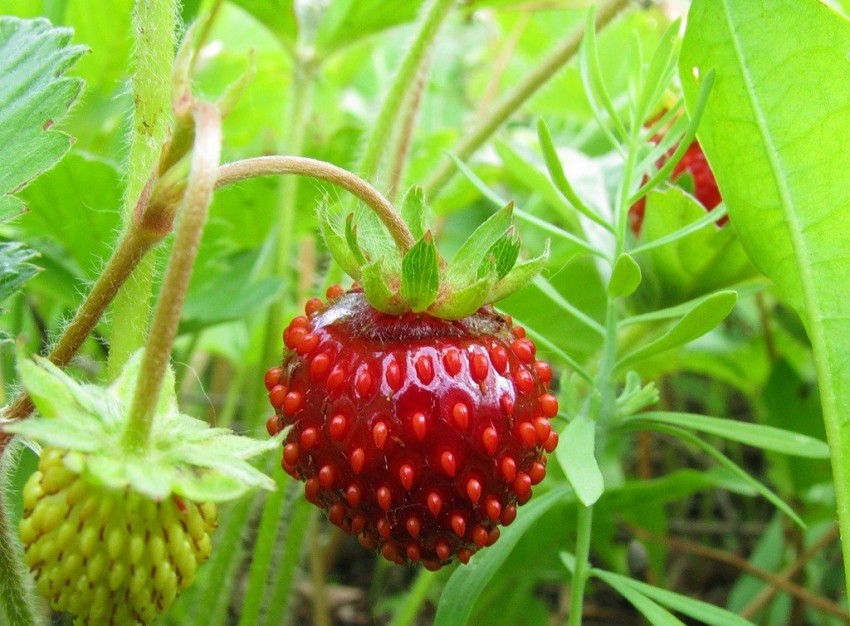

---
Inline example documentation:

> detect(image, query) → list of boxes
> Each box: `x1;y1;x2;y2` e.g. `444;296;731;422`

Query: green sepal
401;185;428;240
445;202;514;288
430;261;499;320
401;231;440;312
479;226;520;281
5;351;279;502
318;201;362;279
608;252;642;298
345;212;368;265
489;240;550;302
361;260;407;315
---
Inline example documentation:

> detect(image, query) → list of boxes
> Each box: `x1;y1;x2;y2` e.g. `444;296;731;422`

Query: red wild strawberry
629;139;724;236
267;288;558;569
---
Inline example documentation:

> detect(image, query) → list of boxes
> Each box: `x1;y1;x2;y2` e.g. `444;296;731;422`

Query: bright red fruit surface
266;289;558;569
629;139;725;235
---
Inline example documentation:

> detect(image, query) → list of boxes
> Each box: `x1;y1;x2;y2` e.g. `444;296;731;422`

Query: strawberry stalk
122;102;222;451
216;156;416;252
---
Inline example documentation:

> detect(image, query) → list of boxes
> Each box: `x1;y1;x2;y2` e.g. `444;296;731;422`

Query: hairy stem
387;54;432;201
107;0;178;379
423;0;630;200
216;156;416;252
0;444;40;626
122;104;222;451
0;226;160;449
358;0;456;185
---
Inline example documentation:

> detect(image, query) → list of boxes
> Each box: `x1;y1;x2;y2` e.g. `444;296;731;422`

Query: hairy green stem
1;226;161;447
108;0;178;379
423;0;630;200
216;156;416;252
569;504;594;626
122;104;222;451
358;0;456;185
0;444;40;626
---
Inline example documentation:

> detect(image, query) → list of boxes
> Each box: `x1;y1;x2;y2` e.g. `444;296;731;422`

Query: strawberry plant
2;0;850;625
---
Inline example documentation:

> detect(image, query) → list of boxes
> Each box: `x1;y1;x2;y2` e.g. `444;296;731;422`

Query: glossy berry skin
266;289;558;569
630;139;725;236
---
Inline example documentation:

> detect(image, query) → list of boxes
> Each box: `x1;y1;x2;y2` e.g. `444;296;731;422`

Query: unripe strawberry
19;447;217;625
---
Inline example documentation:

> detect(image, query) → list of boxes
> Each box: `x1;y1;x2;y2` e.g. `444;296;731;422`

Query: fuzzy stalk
0;225;162;450
0;443;40;626
216;156;416;252
357;0;456;185
423;0;631;200
122;103;222;451
107;0;178;379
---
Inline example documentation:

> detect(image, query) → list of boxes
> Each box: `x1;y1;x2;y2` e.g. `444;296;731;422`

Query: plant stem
122;103;222;451
0;444;40;626
423;0;631;200
107;0;178;379
0;226;161;449
388;569;439;626
357;0;456;185
569;504;594;626
216;156;416;252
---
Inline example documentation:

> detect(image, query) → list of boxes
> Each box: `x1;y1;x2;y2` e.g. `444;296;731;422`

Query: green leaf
630;421;804;527
608;252;641;298
0;17;86;221
537;118;614;233
590;569;689;626
489;243;550;303
314;0;426;57
557;414;604;506
445;202;514;288
631;412;830;459
632;188;755;308
0;243;39;305
478;227;520;281
401;185;427;240
318;202;362;279
230;0;297;48
361;259;406;314
345;213;368;265
401;232;440;312
682;0;850;578
434;486;572;626
616;290;737;372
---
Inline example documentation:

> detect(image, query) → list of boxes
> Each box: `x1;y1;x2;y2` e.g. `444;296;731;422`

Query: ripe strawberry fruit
19;447;217;625
630;139;724;235
266;192;557;568
267;287;558;570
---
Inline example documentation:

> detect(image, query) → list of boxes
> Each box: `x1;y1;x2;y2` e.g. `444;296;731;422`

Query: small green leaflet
401;185;427;240
0;17;86;221
608;252;641;298
445;202;513;288
401;232;440;312
557;414;604;506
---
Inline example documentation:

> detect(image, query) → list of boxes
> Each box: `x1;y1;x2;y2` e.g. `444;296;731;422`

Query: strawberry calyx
321;186;548;320
3;351;278;503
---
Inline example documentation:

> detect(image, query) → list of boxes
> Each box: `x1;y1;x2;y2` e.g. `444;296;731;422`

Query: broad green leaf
401;185;428;240
230;0;297;48
314;0;426;57
682;0;850;581
0;243;38;304
633;188;756;309
608;252;641;298
632;412;830;459
557;414;604;506
434;486;572;626
401;232;440;312
0;17;85;221
616;290;737;372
